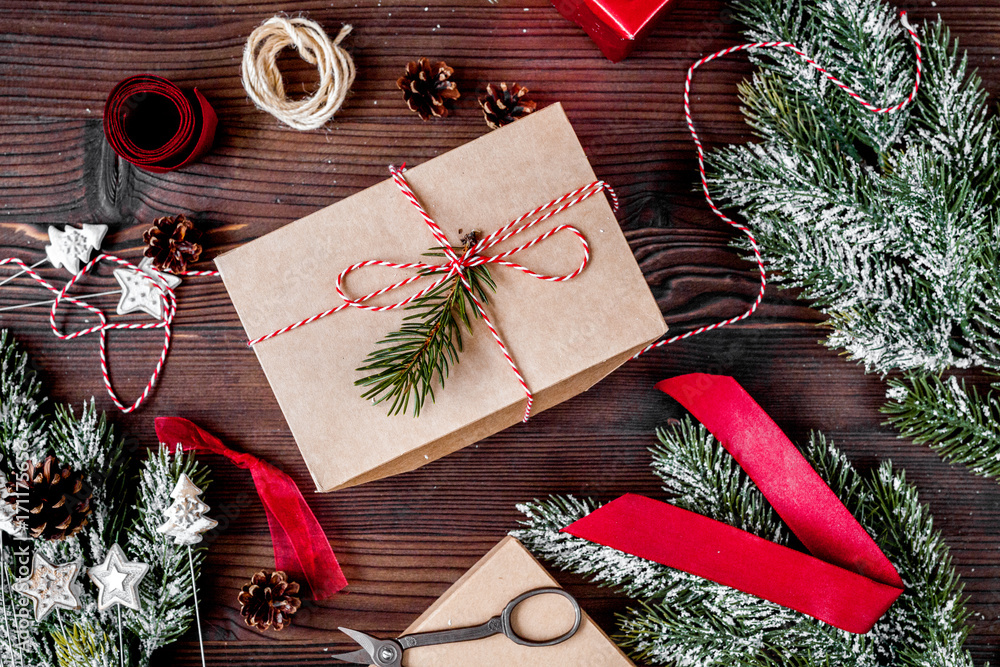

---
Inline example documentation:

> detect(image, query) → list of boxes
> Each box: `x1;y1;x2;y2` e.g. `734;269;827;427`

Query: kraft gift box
400;536;636;667
215;103;667;492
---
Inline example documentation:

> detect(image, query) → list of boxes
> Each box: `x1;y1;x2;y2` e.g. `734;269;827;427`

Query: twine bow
249;165;618;421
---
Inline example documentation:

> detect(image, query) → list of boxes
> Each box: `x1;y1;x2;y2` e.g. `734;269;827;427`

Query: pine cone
397;58;460;120
238;571;302;631
142;214;203;273
479;82;537;130
3;456;92;541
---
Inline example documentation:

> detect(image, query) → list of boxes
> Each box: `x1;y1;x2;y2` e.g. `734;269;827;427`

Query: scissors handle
397;617;504;650
501;588;582;647
396;588;582;652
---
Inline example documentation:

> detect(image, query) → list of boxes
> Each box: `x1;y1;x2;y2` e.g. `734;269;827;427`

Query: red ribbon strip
104;74;217;173
155;416;348;599
248;166;618;422
562;374;904;634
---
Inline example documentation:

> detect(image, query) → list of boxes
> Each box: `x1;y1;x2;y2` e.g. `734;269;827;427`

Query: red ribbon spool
103;74;217;173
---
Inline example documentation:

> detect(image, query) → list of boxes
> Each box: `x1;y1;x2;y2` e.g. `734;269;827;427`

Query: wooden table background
1;0;998;664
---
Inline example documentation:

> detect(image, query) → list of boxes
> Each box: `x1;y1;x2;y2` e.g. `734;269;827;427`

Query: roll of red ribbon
103;74;218;173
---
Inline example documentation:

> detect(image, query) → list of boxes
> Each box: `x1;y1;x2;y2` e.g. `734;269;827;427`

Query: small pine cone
4;456;92;541
479;82;537;130
479;83;538;130
397;58;460;120
142;214;203;273
238;571;302;631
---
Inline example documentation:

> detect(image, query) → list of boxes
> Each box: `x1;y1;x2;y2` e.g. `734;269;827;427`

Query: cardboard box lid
215;104;667;491
401;536;636;667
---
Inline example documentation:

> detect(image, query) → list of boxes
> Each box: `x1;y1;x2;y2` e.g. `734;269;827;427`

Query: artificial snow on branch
514;418;975;667
705;0;1000;481
0;330;212;667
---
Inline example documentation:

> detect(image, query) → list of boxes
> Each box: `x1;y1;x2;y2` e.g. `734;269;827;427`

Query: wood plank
0;0;998;664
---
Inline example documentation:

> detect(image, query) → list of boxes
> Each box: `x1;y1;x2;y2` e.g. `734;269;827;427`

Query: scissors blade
329;647;375;665
338;627;380;662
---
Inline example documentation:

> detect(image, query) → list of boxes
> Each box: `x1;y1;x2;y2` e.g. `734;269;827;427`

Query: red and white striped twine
248;166;618;422
247;13;921;421
633;12;922;359
0;254;218;413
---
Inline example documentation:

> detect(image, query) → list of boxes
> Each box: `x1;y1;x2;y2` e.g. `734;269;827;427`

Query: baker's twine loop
0;255;218;413
248;166;618;422
241;16;356;131
633;12;923;359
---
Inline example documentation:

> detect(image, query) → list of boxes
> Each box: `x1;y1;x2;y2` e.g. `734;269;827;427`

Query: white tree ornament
45;223;108;273
88;543;150;612
157;473;218;545
12;553;82;621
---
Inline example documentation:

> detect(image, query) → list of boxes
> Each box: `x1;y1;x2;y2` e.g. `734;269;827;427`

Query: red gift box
551;0;677;61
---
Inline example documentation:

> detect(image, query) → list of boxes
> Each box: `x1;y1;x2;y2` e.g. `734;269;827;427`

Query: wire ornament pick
0;258;182;318
88;543;150;667
0;224;108;289
156;473;217;667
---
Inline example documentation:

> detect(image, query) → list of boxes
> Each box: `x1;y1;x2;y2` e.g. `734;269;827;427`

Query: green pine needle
0;329;213;667
355;241;496;417
883;374;1000;478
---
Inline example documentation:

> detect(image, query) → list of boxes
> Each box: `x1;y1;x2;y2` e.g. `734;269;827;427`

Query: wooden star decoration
12;553;82;621
88;543;149;612
157;473;218;546
113;257;182;319
44;223;108;273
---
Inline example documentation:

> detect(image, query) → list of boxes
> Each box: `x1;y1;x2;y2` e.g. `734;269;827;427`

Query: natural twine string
241;16;356;131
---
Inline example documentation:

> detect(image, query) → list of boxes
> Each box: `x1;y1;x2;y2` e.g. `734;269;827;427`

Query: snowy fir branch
0;331;212;667
514;419;974;667
706;0;1000;481
883;375;1000;479
125;445;210;664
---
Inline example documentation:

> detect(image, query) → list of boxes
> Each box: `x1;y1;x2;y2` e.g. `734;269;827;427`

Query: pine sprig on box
355;241;496;417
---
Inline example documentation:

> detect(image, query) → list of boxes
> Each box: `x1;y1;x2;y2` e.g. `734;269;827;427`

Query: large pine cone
142;214;203;273
397;58;460;120
3;456;92;541
479;82;537;130
238;570;302;631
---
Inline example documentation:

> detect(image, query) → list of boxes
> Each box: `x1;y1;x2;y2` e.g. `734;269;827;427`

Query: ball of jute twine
241;16;356;131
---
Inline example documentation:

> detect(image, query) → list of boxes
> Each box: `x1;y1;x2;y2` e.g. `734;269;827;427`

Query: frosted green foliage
49;402;128;555
53;620;117;667
711;9;999;375
0;329;47;468
0;330;212;667
705;0;1000;484
125;445;210;666
514;419;975;667
883;376;1000;478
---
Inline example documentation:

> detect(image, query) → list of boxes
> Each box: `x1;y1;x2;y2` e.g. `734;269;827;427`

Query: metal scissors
332;587;583;666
